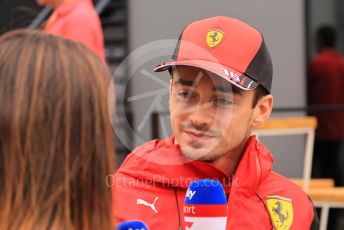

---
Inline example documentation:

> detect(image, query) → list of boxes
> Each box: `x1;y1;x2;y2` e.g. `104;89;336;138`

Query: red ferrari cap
154;16;273;93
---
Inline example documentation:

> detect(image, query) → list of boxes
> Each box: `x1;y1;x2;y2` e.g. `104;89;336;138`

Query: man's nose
189;102;214;130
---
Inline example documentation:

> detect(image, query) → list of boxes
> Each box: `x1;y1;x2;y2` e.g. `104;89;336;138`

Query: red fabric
44;0;105;60
183;204;227;217
308;49;344;140
154;17;262;91
177;16;262;74
112;136;315;229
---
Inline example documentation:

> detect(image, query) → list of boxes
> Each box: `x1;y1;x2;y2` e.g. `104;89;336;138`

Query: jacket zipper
174;187;183;230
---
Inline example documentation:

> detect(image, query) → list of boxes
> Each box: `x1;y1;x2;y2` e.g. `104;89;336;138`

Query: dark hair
0;29;115;229
316;25;337;48
252;85;269;108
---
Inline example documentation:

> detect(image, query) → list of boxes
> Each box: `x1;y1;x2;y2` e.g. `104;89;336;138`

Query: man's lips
184;130;215;138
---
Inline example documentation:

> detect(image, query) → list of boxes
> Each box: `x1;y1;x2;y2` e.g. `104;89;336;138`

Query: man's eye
178;92;191;98
215;98;233;105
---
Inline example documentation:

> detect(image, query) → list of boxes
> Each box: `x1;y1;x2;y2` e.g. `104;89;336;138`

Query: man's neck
51;0;75;9
209;136;251;176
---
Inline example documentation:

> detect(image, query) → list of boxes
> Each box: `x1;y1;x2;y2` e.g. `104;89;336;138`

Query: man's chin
180;145;216;161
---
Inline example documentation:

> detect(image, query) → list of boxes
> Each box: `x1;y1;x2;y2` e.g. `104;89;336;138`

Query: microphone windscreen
184;179;228;230
185;179;227;205
117;220;149;230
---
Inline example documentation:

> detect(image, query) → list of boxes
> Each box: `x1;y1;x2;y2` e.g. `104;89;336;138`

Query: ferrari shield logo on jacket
112;136;318;229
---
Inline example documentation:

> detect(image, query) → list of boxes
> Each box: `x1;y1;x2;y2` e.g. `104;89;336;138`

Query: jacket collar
230;136;273;198
118;135;274;196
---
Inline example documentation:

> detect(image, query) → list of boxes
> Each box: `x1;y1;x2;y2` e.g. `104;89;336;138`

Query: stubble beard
180;140;222;161
180;114;254;162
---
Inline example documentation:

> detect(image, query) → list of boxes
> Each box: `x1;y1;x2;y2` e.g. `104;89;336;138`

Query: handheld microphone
117;220;149;230
184;179;228;230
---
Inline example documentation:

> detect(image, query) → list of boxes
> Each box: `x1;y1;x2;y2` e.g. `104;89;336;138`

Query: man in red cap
113;16;318;229
38;0;105;60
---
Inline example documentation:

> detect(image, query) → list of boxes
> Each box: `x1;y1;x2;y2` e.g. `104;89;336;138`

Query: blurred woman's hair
0;30;115;229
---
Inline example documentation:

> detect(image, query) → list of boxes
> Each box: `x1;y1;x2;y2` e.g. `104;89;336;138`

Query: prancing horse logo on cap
206;30;224;48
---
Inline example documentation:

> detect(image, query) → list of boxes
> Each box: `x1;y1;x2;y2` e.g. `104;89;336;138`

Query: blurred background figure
0;0;130;164
309;25;344;186
308;25;344;230
38;0;105;60
0;30;114;229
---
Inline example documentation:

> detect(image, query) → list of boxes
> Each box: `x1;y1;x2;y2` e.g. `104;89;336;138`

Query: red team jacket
113;136;318;229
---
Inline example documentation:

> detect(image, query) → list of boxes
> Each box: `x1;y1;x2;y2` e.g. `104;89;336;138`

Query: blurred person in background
0;30;114;229
38;0;105;60
309;25;344;186
308;25;344;230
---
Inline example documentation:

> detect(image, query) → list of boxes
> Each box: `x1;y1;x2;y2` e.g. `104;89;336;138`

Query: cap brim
154;60;258;91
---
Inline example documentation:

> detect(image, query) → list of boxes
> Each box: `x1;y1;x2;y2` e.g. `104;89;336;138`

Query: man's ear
251;95;273;129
